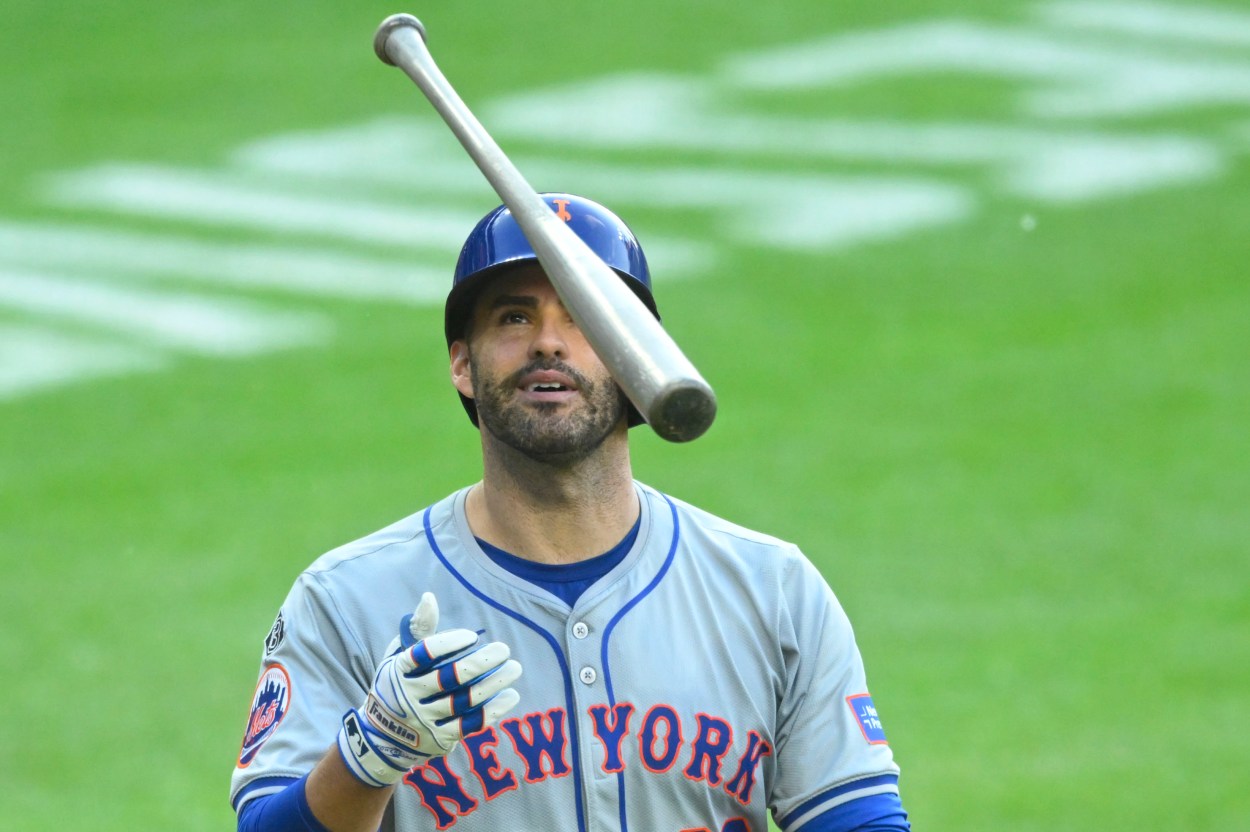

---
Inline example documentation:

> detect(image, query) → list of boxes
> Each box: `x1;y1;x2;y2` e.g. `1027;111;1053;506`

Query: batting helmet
445;193;658;428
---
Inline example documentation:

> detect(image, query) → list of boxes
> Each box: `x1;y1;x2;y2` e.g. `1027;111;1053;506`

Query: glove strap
337;709;411;788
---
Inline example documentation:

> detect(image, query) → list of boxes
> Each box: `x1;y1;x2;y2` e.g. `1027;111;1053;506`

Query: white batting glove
337;592;522;788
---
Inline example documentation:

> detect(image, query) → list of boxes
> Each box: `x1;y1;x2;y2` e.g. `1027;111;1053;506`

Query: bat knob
374;14;427;65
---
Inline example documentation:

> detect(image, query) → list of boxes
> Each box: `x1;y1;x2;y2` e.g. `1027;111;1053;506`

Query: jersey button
579;666;597;685
572;622;590;639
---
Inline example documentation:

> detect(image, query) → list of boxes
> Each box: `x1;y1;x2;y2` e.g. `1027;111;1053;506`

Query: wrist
336;710;411;788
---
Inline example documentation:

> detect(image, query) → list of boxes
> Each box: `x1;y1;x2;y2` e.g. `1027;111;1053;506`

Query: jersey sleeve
769;551;904;832
229;570;375;813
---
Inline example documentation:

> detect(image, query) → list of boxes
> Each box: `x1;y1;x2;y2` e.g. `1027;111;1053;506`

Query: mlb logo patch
846;694;888;745
238;664;292;767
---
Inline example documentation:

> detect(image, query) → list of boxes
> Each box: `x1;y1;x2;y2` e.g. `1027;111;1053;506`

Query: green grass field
2;0;1248;829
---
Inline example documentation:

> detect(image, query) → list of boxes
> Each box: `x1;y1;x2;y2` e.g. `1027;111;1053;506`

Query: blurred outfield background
1;0;1247;828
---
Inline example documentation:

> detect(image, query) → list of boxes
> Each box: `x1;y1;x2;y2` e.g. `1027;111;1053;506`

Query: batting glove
337;592;522;788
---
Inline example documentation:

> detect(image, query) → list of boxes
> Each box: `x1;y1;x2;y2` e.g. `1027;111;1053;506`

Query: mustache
504;358;593;390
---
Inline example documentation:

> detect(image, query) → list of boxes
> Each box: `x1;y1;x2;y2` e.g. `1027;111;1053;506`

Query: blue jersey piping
423;506;588;832
600;494;682;832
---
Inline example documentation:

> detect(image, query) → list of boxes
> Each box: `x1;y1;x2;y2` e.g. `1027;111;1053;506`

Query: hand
337;592;522;788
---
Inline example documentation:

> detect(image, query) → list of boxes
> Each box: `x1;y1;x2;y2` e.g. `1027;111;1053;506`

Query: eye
499;310;530;325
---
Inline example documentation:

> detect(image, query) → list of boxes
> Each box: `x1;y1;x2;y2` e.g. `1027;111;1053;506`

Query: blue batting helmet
445;193;658;428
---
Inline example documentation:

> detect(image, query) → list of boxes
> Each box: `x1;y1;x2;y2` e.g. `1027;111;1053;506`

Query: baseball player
231;194;911;832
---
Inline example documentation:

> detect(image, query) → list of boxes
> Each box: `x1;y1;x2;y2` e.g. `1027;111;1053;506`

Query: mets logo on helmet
238;664;292;767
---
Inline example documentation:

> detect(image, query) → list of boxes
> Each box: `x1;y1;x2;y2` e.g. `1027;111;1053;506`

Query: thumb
409;592;439;641
395;592;440;652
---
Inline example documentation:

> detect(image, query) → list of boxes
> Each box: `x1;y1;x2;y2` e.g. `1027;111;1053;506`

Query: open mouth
526;381;571;393
517;366;580;398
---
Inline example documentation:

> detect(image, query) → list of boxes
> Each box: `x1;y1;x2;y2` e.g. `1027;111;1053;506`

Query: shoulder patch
238;664;292;767
846;694;888;745
264;611;286;656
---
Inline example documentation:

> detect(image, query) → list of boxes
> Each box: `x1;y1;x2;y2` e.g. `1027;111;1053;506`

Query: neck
466;427;638;564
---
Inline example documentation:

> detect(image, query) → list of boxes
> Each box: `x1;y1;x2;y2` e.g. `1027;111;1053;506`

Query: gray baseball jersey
232;482;902;831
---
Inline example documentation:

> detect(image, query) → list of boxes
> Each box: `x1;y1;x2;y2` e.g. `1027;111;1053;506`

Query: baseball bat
373;13;717;443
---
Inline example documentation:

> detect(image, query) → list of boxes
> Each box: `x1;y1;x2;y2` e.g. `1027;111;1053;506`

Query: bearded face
468;351;627;461
452;265;629;463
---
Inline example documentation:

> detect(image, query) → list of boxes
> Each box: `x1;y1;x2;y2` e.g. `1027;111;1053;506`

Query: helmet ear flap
444;194;659;429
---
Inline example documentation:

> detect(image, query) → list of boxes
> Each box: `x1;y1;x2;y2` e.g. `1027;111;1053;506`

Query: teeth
529;382;566;392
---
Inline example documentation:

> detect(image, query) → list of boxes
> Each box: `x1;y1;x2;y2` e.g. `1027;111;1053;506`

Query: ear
449;340;475;400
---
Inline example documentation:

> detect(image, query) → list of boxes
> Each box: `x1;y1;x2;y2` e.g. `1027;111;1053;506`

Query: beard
470;353;628;462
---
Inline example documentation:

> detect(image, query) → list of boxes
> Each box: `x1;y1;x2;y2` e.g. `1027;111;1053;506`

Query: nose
529;310;572;359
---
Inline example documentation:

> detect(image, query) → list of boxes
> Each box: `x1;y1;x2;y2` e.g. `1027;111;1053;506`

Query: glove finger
454;685;523;737
395;628;479;676
406;640;508;701
466;658;522;708
485;686;520;718
428;658;523;722
438;641;511;692
475;686;522;730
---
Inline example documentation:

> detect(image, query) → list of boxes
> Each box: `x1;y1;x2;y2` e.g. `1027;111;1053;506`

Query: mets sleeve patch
238;664;292;767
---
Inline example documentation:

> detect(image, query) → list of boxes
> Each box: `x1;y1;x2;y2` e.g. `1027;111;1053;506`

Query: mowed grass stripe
0;269;329;356
0;221;448;304
0;324;165;399
43;163;482;247
1042;0;1250;46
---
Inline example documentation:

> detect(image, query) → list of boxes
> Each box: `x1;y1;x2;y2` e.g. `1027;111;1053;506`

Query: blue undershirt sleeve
236;775;333;832
793;791;911;832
